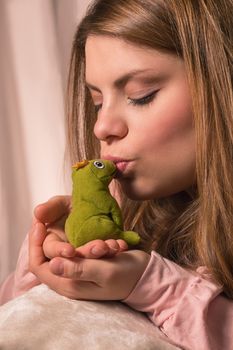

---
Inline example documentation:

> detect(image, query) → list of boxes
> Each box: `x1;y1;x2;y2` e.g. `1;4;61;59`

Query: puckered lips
102;155;134;178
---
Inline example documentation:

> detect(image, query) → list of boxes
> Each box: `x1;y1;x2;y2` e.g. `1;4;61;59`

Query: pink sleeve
0;234;41;305
123;251;233;350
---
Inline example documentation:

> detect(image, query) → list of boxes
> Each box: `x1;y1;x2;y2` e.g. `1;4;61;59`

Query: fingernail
109;246;118;252
53;261;64;275
91;246;107;256
62;249;73;258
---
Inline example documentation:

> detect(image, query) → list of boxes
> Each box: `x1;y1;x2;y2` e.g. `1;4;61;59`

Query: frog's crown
72;160;89;170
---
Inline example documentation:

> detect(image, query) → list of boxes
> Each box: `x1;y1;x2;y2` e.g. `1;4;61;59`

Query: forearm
123;251;232;350
0;234;40;305
0;272;15;305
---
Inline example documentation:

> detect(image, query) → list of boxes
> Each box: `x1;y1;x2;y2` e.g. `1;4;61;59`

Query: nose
93;107;128;142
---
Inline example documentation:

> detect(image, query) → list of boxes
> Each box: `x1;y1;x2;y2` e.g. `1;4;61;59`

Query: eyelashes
94;104;102;113
127;91;157;107
94;90;158;113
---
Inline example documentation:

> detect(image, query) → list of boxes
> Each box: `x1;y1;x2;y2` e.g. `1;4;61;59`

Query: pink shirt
0;235;40;304
1;237;232;349
124;251;233;350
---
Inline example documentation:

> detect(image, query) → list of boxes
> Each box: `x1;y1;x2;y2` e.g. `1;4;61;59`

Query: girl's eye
128;91;158;106
93;90;158;113
94;104;102;113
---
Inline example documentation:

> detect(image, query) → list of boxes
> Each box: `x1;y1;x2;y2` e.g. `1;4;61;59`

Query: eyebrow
85;69;162;92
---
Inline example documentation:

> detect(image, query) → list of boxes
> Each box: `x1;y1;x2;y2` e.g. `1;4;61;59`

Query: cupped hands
29;196;150;301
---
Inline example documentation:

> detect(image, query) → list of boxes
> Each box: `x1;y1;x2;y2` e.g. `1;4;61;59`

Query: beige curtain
0;0;91;283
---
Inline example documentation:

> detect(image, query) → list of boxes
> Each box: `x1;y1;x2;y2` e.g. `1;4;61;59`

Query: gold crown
72;159;89;170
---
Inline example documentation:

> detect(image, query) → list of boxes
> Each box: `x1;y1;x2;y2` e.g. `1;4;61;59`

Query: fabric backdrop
0;0;91;284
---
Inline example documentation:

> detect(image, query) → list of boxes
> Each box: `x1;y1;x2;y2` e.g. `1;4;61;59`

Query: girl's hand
29;222;150;300
34;195;75;257
34;195;128;259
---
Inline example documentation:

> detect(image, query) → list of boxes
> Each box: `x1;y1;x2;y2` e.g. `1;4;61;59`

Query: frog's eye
94;161;105;169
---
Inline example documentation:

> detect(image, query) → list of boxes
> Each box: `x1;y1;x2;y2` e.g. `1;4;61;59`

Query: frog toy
65;159;140;248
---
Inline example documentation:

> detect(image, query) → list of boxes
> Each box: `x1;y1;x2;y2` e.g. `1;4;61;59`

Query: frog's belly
66;215;121;247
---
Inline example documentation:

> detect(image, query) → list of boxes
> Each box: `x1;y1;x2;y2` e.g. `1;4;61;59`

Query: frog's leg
119;231;141;246
74;216;122;247
109;203;141;246
71;215;140;248
109;201;123;228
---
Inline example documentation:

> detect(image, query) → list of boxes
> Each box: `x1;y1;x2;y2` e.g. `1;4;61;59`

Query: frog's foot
120;231;140;246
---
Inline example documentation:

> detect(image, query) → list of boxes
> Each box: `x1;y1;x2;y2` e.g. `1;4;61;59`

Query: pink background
0;0;91;283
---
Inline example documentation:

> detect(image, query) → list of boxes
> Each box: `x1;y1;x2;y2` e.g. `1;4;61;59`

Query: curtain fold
0;0;91;283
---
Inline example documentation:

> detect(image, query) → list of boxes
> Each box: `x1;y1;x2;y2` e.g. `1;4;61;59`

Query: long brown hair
66;0;233;297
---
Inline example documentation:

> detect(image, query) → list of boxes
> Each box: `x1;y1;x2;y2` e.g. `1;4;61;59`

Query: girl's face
85;35;196;199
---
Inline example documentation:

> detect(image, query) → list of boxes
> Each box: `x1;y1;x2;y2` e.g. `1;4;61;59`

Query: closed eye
93;90;158;113
94;104;102;113
128;91;158;107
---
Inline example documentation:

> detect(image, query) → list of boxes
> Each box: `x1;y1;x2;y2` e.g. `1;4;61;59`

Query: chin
119;178;181;201
119;181;159;201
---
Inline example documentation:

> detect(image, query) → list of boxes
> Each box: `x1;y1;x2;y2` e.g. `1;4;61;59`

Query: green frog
65;159;140;248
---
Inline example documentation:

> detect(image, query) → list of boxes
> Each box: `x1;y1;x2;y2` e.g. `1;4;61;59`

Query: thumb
34;195;71;223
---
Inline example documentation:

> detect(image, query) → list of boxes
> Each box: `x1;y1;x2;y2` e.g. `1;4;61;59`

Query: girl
1;0;232;349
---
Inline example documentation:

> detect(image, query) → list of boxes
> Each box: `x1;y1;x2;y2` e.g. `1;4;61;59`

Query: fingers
29;220;76;297
48;256;122;301
49;257;83;279
29;222;48;269
49;256;102;283
103;239;128;257
29;222;54;285
43;233;76;259
29;221;146;302
48;249;150;298
34;195;71;224
46;237;128;282
115;239;128;253
75;240;109;258
75;239;128;259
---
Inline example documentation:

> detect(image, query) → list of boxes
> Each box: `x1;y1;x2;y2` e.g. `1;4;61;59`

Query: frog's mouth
98;167;115;184
103;167;117;181
111;167;117;177
93;164;117;183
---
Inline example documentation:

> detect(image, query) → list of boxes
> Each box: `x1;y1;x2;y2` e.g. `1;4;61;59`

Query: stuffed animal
65;159;140;248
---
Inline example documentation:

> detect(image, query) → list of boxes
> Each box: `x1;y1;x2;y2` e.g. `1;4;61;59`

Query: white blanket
0;284;180;350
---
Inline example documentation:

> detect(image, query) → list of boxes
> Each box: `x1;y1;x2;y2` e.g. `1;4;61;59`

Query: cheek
142;92;193;149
